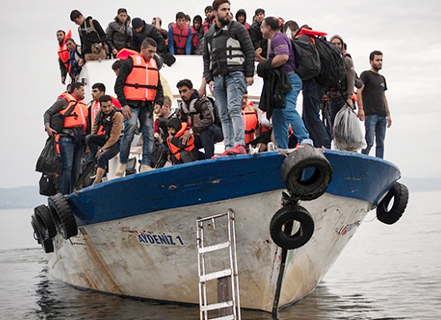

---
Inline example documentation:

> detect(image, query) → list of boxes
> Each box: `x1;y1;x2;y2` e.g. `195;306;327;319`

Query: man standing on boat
114;37;164;175
203;0;255;156
358;50;391;159
43;82;89;194
256;17;312;149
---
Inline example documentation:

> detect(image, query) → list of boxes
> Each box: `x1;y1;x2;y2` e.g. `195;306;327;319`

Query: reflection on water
2;191;441;320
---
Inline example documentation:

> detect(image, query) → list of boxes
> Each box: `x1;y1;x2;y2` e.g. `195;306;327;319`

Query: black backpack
291;37;321;81
314;36;345;88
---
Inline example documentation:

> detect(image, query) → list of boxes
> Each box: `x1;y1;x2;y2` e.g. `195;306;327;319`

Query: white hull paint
49;190;372;312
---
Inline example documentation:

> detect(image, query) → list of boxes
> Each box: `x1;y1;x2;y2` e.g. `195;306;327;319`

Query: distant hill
0;186;46;210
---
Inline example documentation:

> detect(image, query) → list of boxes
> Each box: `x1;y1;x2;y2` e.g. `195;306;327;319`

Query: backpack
314;36;345;88
291;38;321;81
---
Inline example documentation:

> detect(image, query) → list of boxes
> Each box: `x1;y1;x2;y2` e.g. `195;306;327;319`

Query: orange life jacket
242;102;258;144
58;30;72;66
123;54;159;102
166;122;195;161
172;24;189;54
61;93;88;131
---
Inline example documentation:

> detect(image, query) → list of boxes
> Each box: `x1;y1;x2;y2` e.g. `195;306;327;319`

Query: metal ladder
196;209;241;320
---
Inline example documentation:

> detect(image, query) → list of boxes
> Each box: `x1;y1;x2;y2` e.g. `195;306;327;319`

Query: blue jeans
272;73;310;149
213;71;246;149
362;115;387;159
302;79;331;148
59;135;84;194
120;106;153;165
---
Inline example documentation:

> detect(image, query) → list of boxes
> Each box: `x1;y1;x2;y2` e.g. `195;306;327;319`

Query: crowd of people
46;0;391;194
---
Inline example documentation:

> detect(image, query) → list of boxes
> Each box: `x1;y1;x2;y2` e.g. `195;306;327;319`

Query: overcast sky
0;0;440;188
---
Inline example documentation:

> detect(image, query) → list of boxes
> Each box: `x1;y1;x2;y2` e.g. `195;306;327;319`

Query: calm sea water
1;190;440;320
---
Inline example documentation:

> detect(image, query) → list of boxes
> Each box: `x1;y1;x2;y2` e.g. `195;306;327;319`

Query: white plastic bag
333;107;366;151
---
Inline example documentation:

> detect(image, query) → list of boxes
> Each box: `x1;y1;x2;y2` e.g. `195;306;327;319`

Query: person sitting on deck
176;79;223;159
88;83;122;133
166;118;199;165
70;10;107;61
86;95;124;184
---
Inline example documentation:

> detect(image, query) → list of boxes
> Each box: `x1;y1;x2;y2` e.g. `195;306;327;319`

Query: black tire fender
377;182;409;225
31;214;54;253
270;204;315;249
34;204;57;238
48;193;78;239
281;145;332;201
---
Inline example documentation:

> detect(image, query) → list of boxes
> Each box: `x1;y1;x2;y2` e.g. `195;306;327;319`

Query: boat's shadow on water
29;263;408;320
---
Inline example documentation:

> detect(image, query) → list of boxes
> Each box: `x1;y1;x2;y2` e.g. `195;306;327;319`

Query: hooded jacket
235;9;250;32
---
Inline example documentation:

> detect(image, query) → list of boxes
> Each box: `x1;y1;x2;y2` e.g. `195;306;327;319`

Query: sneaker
115;163;128;177
226;145;247;155
211;149;230;159
140;165;154;173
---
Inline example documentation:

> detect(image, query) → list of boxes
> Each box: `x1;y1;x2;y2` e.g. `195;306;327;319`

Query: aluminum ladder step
208;315;235;320
200;301;234;312
200;269;232;282
198;241;230;254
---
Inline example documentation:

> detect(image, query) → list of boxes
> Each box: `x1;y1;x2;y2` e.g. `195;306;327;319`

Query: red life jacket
241;102;258;144
166;122;195;161
191;26;200;50
58;30;72;66
124;54;159;102
116;48;139;60
172;23;189;54
61;93;88;131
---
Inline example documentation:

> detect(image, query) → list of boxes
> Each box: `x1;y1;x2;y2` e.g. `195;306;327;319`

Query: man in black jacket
250;8;267;58
131;18;171;64
70;10;107;61
203;0;254;156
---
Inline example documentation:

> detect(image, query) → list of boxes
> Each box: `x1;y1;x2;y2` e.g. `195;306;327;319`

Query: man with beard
203;0;254;156
358;51;391;159
176;79;223;159
56;30;71;84
43;82;89;194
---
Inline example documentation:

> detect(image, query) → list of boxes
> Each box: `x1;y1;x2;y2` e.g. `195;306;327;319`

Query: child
166;118;199;164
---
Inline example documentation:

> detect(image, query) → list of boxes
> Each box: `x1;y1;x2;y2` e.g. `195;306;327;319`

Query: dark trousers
194;125;223;159
86;134;120;169
302;79;331;148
